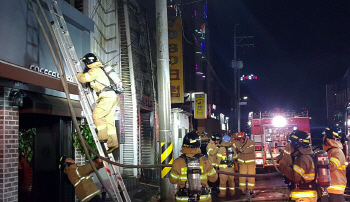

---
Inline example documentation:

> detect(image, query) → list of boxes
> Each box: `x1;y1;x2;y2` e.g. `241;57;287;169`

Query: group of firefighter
169;127;347;202
57;53;347;202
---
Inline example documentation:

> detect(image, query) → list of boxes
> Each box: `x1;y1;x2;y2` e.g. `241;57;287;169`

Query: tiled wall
0;87;19;201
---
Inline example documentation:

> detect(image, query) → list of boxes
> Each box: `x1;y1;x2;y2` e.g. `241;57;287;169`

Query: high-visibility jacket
279;147;317;201
206;140;219;168
216;142;237;168
77;62;117;99
323;139;347;194
234;139;255;164
64;160;104;202
169;147;218;202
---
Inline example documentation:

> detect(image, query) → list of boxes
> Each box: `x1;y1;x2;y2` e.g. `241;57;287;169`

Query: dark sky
208;0;350;126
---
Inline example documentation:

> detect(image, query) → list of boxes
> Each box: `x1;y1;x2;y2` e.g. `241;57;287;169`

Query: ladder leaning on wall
44;0;131;201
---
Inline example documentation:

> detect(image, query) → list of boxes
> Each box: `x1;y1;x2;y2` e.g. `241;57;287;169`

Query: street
211;175;290;202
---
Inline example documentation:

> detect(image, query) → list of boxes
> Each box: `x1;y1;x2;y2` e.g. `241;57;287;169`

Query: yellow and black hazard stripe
161;142;173;178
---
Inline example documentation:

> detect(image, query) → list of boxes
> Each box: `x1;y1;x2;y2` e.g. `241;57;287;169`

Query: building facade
168;0;232;137
0;0;157;201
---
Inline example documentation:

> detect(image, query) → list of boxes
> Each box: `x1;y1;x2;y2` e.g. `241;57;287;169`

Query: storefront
0;1;93;201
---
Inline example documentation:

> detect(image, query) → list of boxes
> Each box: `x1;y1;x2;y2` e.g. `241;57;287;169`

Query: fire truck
248;110;311;168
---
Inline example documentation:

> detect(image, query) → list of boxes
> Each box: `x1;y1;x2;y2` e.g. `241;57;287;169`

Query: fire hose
83;141;283;178
30;0;283;190
29;1;117;201
268;145;280;172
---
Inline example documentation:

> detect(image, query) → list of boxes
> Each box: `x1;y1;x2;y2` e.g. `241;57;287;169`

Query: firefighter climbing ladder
44;0;131;201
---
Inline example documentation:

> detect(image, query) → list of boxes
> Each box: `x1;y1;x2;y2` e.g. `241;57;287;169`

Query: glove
238;148;243;153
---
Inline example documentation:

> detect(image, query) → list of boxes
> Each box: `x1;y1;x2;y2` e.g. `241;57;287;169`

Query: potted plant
19;128;36;163
71;124;98;160
18;128;36;197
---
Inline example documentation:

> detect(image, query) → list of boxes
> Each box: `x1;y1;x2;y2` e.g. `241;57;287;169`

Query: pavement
129;181;160;202
126;175;290;202
114;174;350;202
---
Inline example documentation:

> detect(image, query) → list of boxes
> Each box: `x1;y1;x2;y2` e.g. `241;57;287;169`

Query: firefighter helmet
222;135;231;143
289;130;311;149
211;133;221;141
183;131;201;148
236;132;246;140
82;53;98;65
59;155;67;171
323;127;342;141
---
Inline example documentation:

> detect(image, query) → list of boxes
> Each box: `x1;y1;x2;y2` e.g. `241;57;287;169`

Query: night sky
208;0;350;127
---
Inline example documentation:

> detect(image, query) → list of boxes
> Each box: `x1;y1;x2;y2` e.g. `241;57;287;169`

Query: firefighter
77;53;121;153
278;130;317;202
169;131;218;202
234;132;255;195
231;133;239;171
216;135;237;198
59;155;104;202
206;133;221;168
323;127;346;202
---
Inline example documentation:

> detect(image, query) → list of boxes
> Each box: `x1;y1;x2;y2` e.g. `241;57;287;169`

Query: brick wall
0;87;19;202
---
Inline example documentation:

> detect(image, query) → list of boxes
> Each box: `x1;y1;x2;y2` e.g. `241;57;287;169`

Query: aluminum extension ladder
44;0;131;201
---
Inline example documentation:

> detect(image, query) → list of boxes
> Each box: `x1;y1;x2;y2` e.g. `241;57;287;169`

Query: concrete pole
156;0;174;201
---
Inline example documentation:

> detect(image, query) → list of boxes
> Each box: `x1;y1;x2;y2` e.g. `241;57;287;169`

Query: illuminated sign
28;65;74;82
241;74;257;81
194;93;207;119
168;17;184;103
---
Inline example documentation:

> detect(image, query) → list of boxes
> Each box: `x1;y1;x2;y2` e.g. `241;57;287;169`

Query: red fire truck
248;110;311;168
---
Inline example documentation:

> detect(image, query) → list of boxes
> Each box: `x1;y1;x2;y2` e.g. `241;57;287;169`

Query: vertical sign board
168;17;184;103
194;93;207;119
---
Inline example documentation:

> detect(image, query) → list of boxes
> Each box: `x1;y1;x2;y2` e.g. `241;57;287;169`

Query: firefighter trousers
328;193;345;202
218;166;235;197
93;95;118;148
238;163;256;192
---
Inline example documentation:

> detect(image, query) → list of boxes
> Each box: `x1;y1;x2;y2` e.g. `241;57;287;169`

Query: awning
20;91;83;117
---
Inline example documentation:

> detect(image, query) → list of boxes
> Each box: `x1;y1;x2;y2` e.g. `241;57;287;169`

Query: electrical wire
178;8;193;44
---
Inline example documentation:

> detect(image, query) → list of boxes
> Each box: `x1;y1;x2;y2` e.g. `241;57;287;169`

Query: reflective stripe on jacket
206;140;219;167
169;147;218;202
64;161;104;202
279;147;316;200
290;189;317;201
234;139;255;164
216;142;237;168
325;139;347;194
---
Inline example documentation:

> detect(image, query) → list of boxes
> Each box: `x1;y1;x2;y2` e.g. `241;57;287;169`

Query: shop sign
168;17;184;103
194;93;207;119
28;64;74;82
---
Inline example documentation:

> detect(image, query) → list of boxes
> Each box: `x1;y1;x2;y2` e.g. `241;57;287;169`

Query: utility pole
156;0;174;201
232;24;254;132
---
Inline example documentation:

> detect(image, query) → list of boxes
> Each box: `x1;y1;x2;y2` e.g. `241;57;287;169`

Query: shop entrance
19;114;75;202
